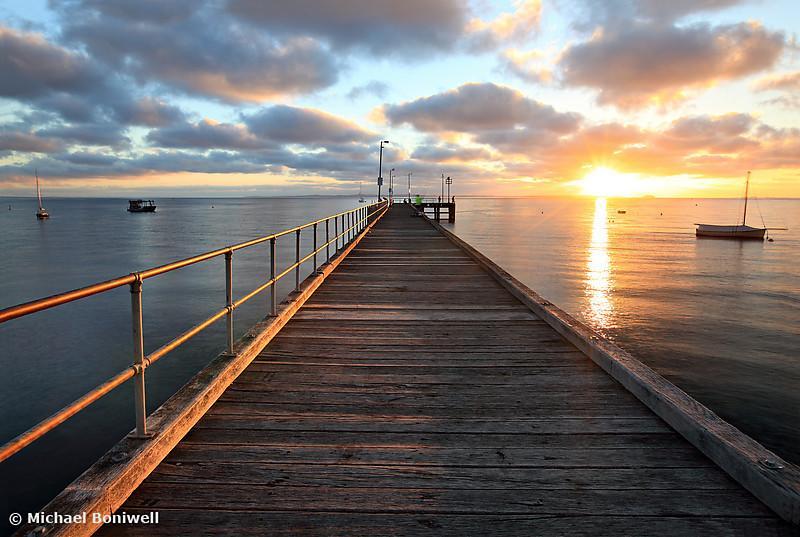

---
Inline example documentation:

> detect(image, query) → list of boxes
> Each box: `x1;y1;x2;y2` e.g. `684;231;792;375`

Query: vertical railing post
325;219;330;262
334;216;338;252
225;250;234;354
269;237;276;316
295;229;301;292
347;212;351;243
341;215;345;245
130;276;148;437
313;222;318;272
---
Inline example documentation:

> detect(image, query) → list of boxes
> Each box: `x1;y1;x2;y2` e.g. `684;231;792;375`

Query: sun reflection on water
586;197;613;330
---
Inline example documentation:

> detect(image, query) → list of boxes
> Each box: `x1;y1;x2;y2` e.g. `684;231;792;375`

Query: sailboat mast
742;170;751;226
35;169;43;210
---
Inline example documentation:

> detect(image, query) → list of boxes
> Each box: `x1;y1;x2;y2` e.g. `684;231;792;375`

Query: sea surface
1;196;798;530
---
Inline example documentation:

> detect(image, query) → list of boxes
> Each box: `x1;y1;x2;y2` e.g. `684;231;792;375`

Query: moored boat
695;224;765;240
695;171;767;240
128;199;157;213
35;170;49;220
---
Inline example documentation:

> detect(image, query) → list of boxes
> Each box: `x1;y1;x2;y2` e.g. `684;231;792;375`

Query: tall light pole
446;176;452;201
389;168;395;202
407;172;412;202
377;140;389;199
440;172;445;202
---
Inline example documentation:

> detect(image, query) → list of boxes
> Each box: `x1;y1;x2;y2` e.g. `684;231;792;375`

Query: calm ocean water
1;195;798;528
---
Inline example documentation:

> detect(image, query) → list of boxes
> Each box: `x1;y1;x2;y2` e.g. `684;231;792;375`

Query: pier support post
129;277;149;437
269;237;276;316
225;251;234;354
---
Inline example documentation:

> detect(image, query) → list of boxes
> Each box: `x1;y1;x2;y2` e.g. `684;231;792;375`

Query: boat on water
35;170;49;220
128;199;157;213
695;171;766;240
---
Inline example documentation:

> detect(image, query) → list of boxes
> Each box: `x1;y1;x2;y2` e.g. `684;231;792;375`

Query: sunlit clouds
0;0;799;197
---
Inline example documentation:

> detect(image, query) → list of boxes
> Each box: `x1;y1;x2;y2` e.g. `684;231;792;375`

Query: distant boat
35;170;49;220
695;171;764;240
128;199;157;213
358;181;366;203
617;210;626;214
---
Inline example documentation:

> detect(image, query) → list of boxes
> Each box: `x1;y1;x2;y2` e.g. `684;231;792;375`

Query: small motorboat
128;199;157;213
35;170;49;219
695;172;767;240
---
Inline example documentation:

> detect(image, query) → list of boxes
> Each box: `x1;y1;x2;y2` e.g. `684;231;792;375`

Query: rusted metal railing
0;200;388;462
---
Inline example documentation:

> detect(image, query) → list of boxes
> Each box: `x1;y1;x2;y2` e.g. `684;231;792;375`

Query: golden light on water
586;197;612;328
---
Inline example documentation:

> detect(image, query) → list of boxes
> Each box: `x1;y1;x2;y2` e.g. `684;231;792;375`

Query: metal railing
0;200;388;462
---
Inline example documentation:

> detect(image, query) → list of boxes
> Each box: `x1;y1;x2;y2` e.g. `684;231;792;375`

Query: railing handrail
0;200;389;463
0;202;383;324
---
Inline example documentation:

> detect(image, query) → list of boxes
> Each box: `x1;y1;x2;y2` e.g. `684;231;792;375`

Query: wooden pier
10;204;800;536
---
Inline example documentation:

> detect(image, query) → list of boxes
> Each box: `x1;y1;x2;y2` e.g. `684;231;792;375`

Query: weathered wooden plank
96;511;796;537
179;429;687;449
191;415;673;434
215;391;642;410
206;403;654;420
148;462;737;490
234;369;618;386
123;483;773;516
292;309;537;321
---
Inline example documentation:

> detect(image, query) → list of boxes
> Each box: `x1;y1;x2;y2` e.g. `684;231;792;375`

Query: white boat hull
695;224;765;240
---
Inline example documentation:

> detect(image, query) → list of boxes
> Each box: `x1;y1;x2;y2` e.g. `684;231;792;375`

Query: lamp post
446;176;452;201
407;172;412;202
389;168;395;202
440;172;445;202
377;140;389;199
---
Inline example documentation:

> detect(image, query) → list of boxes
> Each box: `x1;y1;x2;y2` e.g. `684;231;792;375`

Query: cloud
382;82;581;133
113;98;187;127
560;22;785;108
498;48;552;84
346;81;389;100
0;26;101;99
227;0;467;56
411;142;493;163
244;105;374;146
146;119;266;150
754;71;800;109
36;122;131;148
0;131;64;153
566;0;748;30
467;0;542;50
54;0;340;102
755;71;800;91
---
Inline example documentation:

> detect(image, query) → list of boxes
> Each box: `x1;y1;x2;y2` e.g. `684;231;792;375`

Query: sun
579;167;640;197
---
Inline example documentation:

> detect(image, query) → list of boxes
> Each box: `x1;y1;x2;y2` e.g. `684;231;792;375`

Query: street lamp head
383;140;390;144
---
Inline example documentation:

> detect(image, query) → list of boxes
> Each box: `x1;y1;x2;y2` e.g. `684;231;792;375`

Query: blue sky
1;0;799;197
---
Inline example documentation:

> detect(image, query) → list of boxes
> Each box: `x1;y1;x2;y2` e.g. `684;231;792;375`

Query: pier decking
94;206;792;535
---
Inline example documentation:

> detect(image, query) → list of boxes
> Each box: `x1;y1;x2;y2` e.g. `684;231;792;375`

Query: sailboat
695;171;765;240
358;181;366;203
35;170;49;220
